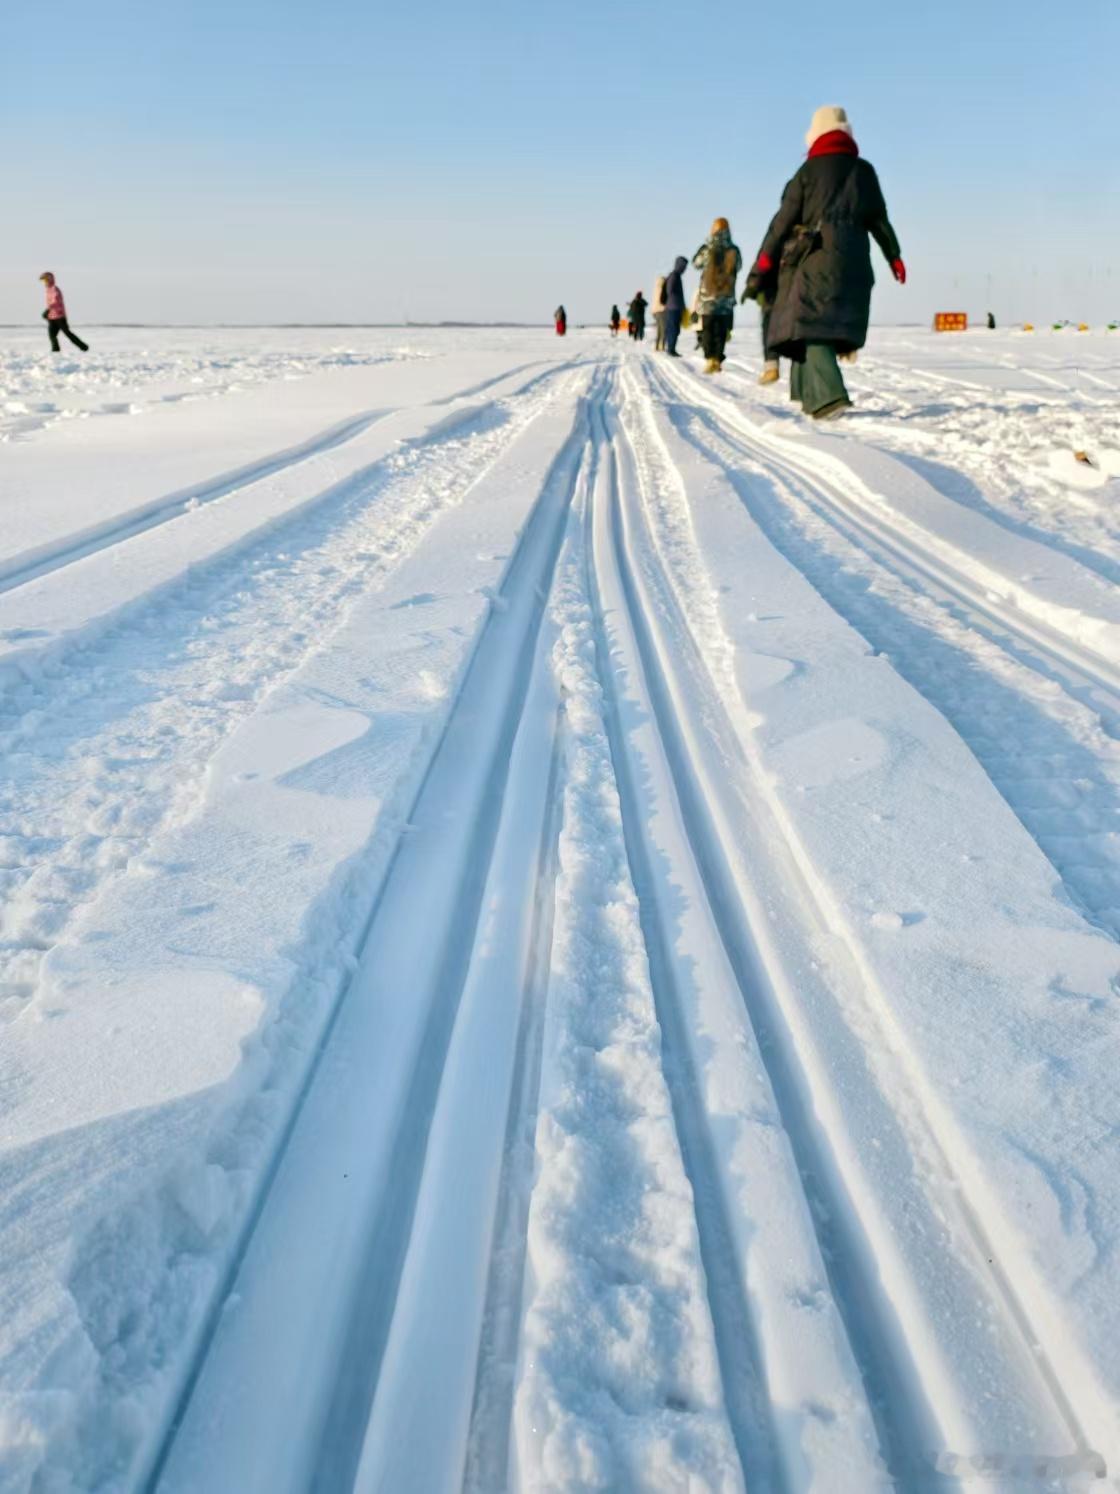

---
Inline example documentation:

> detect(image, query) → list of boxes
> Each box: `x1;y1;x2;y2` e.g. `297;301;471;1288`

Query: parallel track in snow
0;364;576;1016
603;361;1106;1488
0;360;581;599
146;371;600;1494
109;354;1110;1491
650;359;1120;943
0;411;389;595
587;389;873;1490
656;358;1120;721
460;710;566;1494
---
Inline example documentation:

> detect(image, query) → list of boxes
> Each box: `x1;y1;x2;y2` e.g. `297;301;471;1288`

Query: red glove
891;258;906;285
756;253;774;274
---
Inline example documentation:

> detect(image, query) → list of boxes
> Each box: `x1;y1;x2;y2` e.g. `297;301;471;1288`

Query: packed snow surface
2;324;1120;1493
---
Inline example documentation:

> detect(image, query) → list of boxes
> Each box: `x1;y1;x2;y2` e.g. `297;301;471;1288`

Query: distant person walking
663;256;688;357
750;106;904;419
987;311;996;330
554;304;567;336
610;304;621;336
652;275;668;350
39;272;89;353
692;219;742;372
628;291;647;341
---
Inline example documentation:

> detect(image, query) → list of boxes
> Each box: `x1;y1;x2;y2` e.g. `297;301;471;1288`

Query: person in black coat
662;257;688;356
610;304;621;336
628;292;647;341
747;106;904;419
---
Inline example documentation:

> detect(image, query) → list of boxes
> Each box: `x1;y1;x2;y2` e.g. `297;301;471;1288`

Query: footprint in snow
871;910;904;931
871;909;925;930
389;592;439;610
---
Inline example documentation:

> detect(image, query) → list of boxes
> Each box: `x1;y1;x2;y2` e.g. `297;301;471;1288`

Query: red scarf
808;130;859;158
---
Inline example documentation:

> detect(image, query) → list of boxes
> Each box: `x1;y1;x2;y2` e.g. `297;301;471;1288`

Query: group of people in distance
610;105;905;421
38;103;902;421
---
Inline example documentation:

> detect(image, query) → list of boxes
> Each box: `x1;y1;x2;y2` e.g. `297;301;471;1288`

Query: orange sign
934;312;968;332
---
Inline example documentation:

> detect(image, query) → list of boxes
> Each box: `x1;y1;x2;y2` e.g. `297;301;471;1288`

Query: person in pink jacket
39;272;89;353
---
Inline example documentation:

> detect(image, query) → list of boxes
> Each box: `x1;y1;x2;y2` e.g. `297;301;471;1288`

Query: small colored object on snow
934;312;967;332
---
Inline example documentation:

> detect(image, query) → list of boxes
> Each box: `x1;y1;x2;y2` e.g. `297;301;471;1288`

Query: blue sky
3;0;1116;325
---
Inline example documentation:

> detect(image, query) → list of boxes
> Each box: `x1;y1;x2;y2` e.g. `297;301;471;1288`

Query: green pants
789;342;849;414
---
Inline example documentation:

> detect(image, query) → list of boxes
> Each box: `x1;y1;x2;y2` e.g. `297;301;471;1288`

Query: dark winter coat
664;256;688;312
628;294;647;326
758;153;900;356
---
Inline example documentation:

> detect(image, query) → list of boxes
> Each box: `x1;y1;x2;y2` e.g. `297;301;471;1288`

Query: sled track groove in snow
59;350;1107;1491
427;354;583;406
0;410;390;595
0;366;575;1019
587;390;787;1489
0;360;582;601
605;362;1106;1486
658;359;1120;720
657;359;1120;713
461;717;566;1494
147;371;600;1494
653;360;1120;945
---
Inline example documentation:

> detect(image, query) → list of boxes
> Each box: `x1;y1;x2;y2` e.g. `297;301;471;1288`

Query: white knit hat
806;105;853;149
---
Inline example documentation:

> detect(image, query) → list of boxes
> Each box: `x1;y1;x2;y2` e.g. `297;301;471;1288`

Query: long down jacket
758;154;900;356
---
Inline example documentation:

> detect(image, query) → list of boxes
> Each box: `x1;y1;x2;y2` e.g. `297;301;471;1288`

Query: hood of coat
673;255;688;273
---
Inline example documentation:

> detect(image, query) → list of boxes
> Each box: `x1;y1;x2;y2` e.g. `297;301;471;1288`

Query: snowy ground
2;324;1120;1493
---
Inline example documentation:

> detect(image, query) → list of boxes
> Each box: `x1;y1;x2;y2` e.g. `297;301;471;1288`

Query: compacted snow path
0;360;579;1017
2;329;1120;1493
648;359;1120;944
